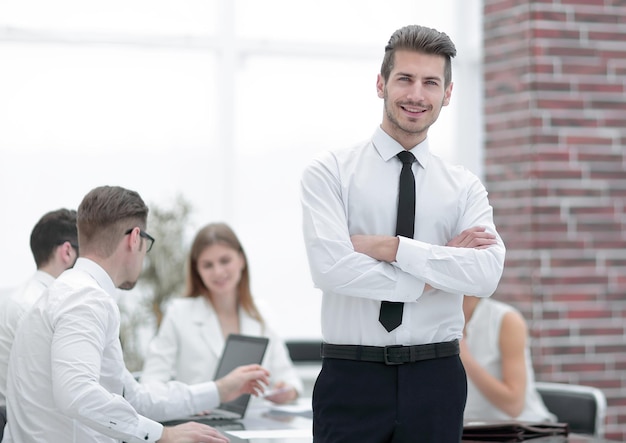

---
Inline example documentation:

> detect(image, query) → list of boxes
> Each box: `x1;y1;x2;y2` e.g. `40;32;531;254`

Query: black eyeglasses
124;228;155;253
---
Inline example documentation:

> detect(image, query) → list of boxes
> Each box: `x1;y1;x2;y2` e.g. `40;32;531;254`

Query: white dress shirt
4;258;220;443
464;298;556;422
140;296;303;397
0;270;54;407
300;127;506;347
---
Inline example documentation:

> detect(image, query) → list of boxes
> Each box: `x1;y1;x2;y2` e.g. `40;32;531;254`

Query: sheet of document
226;428;311;439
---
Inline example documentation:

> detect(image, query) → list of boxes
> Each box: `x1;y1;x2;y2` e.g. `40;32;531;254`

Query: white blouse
141;296;303;396
464;298;556;422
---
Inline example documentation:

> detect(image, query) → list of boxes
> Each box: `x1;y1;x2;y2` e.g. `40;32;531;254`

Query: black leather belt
321;339;459;365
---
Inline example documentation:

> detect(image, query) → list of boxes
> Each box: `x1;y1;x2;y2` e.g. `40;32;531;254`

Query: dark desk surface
476;437;618;443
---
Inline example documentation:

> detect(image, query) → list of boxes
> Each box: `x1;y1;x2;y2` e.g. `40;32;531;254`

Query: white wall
0;0;483;340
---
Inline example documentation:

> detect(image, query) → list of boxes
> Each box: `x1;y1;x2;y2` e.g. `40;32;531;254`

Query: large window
0;0;483;338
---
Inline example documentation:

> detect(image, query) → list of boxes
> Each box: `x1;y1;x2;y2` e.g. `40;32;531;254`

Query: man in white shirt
300;25;506;442
4;185;270;443
0;208;79;408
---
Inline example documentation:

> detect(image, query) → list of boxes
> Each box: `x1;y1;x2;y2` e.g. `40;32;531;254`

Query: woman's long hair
185;222;264;326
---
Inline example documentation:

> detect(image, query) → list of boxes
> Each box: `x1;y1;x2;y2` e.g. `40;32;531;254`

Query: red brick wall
483;0;626;440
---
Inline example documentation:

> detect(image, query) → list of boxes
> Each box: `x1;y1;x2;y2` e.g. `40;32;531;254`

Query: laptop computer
162;333;269;425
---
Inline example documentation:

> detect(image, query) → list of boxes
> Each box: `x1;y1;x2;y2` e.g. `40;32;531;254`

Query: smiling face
377;50;453;149
196;242;246;301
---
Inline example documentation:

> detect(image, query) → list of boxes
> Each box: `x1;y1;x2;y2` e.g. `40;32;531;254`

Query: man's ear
443;82;453;106
376;74;385;99
58;241;75;265
126;227;143;252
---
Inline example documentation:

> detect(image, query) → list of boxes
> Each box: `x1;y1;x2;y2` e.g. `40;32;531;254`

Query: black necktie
379;150;415;332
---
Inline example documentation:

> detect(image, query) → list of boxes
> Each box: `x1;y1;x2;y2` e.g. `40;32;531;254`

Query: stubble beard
383;88;442;139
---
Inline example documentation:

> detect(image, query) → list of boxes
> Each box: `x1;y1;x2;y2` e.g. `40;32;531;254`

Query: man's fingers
447;227;496;248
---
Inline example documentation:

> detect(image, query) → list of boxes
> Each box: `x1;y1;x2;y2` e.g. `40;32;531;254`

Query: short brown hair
380;25;457;87
77;185;148;257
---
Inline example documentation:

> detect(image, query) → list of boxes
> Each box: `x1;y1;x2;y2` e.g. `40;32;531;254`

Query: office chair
535;381;607;437
285;340;322;363
0;404;5;441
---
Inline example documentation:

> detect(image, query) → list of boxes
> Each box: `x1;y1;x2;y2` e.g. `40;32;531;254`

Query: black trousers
312;355;467;443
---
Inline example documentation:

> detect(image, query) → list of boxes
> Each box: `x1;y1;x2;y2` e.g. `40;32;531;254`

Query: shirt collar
73;257;117;297
372;126;430;168
33;270;55;288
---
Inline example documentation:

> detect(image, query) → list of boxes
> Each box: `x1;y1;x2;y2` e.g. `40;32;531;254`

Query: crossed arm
351;226;498;292
351;226;497;262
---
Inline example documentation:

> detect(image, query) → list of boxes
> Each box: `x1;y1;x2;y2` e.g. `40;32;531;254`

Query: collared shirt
300;127;506;347
0;270;54;407
4;258;219;443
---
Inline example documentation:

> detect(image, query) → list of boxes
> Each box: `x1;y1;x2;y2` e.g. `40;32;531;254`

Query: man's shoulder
428;152;481;180
306;139;373;169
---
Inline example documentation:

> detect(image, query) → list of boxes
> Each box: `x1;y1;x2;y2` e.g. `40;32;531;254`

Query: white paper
226;428;312;439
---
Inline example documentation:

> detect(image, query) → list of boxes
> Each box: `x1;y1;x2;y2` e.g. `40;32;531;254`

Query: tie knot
397;150;415;165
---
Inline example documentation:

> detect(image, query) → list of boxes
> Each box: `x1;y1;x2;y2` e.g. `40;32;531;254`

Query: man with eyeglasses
4;186;270;443
0;208;78;412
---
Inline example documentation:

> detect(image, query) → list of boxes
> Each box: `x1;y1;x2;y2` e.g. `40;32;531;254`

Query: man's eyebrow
424;75;443;82
393;71;414;78
393;72;443;82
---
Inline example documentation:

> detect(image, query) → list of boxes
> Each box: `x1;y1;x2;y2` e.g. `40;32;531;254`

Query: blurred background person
141;222;302;404
0;208;78;408
461;295;555;422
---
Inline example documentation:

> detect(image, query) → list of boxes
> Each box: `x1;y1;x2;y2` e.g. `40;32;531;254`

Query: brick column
483;1;626;440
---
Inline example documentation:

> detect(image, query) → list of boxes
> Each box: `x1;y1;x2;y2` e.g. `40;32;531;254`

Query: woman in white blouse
141;222;302;404
461;295;555;422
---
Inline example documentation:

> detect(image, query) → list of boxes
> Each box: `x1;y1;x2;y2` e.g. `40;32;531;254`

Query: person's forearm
351;235;399;263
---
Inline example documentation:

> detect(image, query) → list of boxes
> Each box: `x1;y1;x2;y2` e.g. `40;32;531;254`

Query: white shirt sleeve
50;291;219;442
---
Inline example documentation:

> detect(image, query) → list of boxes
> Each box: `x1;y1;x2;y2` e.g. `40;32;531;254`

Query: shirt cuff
393;236;427;301
134;415;164;443
189;381;221;411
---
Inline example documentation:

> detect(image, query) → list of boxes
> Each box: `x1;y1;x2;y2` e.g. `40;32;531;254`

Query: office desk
165;399;617;443
162;399;312;443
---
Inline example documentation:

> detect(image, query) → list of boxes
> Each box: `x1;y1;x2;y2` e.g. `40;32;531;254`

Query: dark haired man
0;208;78;408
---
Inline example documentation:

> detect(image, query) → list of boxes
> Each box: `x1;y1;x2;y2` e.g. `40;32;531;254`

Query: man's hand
215;364;270;403
158;421;229;443
446;226;496;249
351;235;399;263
